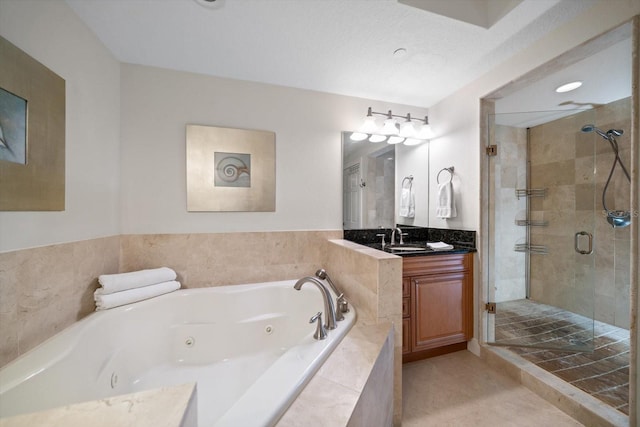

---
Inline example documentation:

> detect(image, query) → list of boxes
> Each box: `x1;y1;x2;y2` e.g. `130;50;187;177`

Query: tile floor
402;350;584;426
494;300;630;414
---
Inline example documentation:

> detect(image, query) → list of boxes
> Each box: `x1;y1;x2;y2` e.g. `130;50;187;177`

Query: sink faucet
391;227;405;246
315;269;349;321
294;276;337;330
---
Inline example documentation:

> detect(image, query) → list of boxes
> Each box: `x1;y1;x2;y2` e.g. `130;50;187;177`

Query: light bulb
349;132;368;141
403;138;423;146
369;134;387;143
359;115;378;134
387;136;405;144
415;123;433;140
380;118;399;135
399;120;416;138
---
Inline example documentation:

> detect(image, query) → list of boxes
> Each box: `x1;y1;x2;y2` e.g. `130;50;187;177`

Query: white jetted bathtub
0;280;356;426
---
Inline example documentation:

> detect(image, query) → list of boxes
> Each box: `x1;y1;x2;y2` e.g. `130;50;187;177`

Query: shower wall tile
530;159;576;188
529;124;576;166
0;236;120;368
528;97;631;328
492;124;527;303
575;184;597;211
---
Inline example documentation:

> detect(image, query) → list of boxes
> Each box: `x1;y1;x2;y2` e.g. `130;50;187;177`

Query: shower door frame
484;109;599;352
478;16;639;425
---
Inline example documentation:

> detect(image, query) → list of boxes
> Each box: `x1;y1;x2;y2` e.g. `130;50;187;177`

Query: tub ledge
276;321;395;427
0;383;197;427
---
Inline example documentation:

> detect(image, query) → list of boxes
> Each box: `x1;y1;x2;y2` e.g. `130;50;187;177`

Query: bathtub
0;280;356;426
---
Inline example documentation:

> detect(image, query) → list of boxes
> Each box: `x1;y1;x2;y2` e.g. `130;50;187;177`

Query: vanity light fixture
555;81;582;93
354;107;432;145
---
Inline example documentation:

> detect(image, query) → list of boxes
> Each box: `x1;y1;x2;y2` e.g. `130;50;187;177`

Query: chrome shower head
581;124;608;139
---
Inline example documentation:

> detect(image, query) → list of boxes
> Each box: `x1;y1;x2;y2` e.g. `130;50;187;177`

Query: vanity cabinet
402;253;473;363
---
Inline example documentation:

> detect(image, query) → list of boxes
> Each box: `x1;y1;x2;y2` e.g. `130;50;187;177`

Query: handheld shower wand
581;124;631;228
315;269;349;320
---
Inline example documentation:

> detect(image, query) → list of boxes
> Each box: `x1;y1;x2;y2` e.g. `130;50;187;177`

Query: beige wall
119;63;428;236
0;0;121;252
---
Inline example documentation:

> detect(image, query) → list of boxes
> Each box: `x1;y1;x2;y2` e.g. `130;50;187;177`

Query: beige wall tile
0;236;120;367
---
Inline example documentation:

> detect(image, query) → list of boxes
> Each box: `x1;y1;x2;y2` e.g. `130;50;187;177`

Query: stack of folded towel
427;241;454;250
94;267;180;311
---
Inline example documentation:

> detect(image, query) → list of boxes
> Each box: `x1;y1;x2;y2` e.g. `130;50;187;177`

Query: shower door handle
574;231;593;255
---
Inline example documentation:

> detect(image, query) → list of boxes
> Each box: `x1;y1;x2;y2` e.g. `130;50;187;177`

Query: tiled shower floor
494;299;630;415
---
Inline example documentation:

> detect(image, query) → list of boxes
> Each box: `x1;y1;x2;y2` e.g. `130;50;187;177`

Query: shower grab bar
574;231;593;255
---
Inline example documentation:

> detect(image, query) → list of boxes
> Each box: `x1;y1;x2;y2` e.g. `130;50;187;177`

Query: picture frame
186;124;275;212
0;36;65;211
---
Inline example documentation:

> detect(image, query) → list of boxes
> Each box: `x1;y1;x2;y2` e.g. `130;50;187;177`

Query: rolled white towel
94;280;181;311
98;267;177;295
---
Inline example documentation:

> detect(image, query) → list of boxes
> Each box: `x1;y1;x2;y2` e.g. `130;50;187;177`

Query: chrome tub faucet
294;276;337;330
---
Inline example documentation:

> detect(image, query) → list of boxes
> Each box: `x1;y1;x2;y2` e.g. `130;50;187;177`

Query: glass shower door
486;110;597;352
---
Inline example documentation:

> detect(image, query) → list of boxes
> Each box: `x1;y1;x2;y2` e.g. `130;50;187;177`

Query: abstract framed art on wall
186;124;275;212
0;36;65;211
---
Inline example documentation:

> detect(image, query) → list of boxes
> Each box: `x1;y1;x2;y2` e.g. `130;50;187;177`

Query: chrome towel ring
437;166;454;184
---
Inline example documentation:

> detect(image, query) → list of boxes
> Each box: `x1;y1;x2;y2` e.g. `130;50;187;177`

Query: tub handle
309;312;327;340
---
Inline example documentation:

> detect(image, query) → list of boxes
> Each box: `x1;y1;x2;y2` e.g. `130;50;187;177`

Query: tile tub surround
0;230;341;368
119;230;343;287
277;322;394;427
0;236;120;367
1;231;401;425
324;239;403;426
0;384;198;427
0;323;393;427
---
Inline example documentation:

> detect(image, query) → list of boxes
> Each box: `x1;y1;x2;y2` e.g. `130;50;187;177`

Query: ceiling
494;36;631;127
65;0;598;109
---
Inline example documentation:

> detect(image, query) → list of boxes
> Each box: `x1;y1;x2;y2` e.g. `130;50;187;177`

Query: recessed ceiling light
555;81;582;93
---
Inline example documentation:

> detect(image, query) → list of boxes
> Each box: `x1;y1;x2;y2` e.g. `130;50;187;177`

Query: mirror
342;132;430;230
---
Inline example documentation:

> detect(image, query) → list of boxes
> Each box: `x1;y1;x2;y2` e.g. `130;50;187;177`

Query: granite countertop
363;241;476;257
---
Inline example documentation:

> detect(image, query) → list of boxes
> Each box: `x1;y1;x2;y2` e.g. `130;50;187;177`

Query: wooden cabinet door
402;318;411;354
411;271;472;351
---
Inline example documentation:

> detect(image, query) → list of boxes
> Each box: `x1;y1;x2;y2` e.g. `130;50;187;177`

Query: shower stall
484;97;633;414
